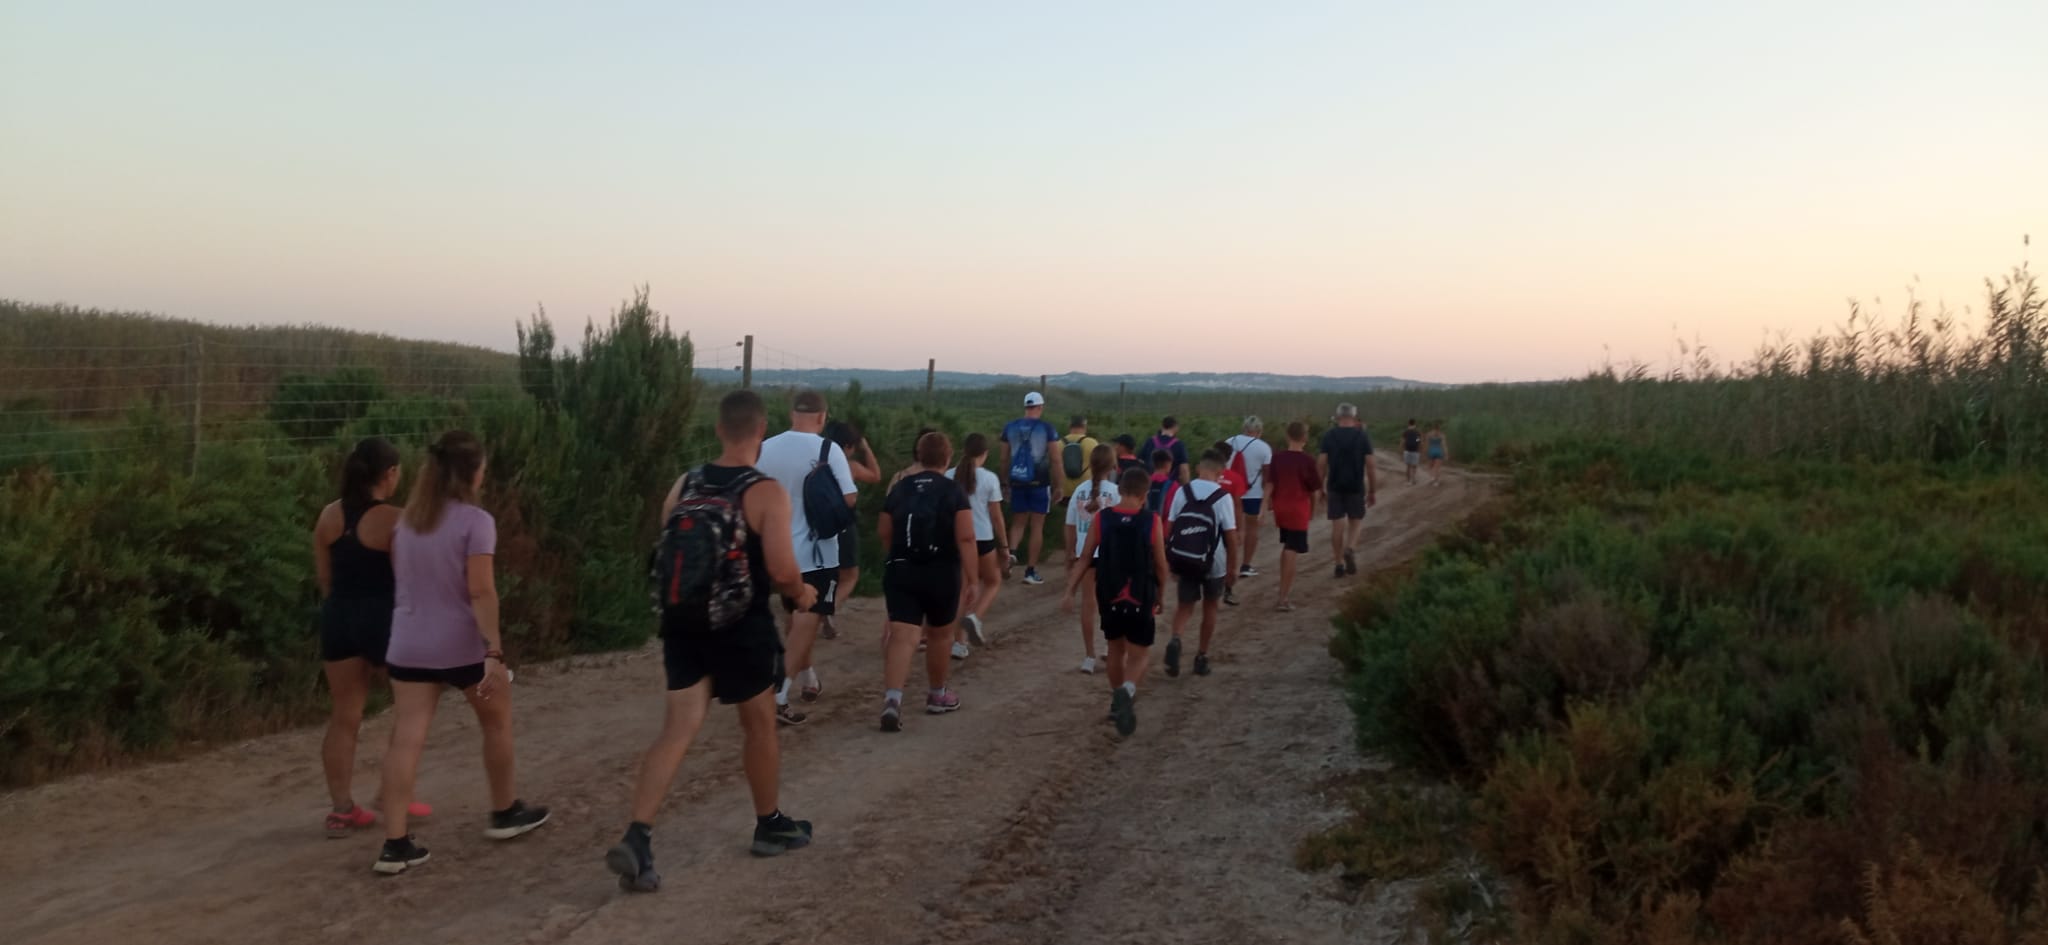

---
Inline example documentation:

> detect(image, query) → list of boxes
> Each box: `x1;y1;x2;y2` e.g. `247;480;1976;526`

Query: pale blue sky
3;1;2043;382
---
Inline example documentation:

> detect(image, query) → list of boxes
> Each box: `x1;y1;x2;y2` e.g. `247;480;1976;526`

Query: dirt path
0;461;1484;945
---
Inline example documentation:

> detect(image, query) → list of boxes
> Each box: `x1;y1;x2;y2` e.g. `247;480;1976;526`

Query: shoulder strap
816;437;832;466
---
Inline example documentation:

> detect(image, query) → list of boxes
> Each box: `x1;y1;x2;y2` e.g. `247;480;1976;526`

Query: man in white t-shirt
1163;449;1240;679
1224;416;1274;580
753;389;857;726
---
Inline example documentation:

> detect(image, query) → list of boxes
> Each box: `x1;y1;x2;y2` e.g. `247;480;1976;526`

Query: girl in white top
1064;445;1120;674
948;433;1009;654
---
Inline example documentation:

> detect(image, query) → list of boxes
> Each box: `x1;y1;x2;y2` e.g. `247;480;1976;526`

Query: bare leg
628;682;712;825
321;658;372;811
1330;517;1347;563
1024;513;1047;570
883;620;923;691
734;690;781;816
972;552;1003;619
379;682;443;840
1106;638;1128;689
923;623;953;690
458;679;518;811
1198;599;1221;655
1171;595;1196;641
1241;514;1261;571
1007;512;1029;562
786;612;822;692
1279;548;1300;603
1121;640;1152;688
1075;564;1097;661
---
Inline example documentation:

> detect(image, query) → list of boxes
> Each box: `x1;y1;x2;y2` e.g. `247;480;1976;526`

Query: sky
2;1;2043;384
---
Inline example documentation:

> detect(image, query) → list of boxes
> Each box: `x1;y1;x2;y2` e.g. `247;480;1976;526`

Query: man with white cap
1001;391;1065;585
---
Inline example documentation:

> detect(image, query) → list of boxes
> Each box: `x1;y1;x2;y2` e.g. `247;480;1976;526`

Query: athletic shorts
662;617;783;702
883;561;962;627
1328;491;1368;521
388;662;486;689
1403;451;1420;467
1280;528;1310;554
781;568;840;616
1010;484;1051;515
977;539;998;557
837;527;861;569
1100;610;1157;647
1177;576;1226;604
1241;497;1263;517
1428;447;1446;461
319;594;393;666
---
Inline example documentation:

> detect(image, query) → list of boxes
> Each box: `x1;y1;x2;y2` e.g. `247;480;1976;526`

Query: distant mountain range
737;368;1443;392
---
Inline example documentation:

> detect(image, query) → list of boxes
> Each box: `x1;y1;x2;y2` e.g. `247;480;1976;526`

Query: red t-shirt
1264;449;1322;531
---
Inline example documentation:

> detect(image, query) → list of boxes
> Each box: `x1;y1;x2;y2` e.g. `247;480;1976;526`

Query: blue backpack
803;439;856;556
1008;422;1050;486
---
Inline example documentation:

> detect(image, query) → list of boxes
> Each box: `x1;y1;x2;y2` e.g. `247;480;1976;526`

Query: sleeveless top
330;499;396;600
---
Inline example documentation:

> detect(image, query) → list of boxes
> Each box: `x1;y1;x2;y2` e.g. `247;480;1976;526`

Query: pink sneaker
925;689;961;715
325;805;377;838
407;802;433;818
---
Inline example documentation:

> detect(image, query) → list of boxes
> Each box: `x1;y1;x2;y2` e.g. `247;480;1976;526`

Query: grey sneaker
1110;688;1137;736
880;698;902;733
606;833;660;892
963;613;989;647
1164;637;1182;678
1193;653;1212;677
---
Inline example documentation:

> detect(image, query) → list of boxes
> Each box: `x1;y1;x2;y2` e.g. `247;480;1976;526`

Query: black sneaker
484;800;551;840
751;812;814;857
1344;550;1358;575
605;833;661;893
1110;688;1137;736
373;835;431;875
1193;653;1212;677
1334;564;1347;580
1164;637;1182;678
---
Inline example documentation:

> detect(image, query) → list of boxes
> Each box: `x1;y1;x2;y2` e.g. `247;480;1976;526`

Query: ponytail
340;437;401;508
956;432;988;498
1085;444;1114;512
403;430;485;534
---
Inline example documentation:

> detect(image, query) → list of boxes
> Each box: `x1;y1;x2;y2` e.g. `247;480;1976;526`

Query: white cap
1023;391;1045;407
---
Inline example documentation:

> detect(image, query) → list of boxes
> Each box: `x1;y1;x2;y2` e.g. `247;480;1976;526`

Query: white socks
1122;681;1137;696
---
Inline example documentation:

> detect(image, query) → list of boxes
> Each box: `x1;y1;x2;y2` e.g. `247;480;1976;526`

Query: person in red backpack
607;390;817;893
1224;416;1273;580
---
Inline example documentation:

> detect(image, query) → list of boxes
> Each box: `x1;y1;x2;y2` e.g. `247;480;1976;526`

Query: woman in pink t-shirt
372;431;550;875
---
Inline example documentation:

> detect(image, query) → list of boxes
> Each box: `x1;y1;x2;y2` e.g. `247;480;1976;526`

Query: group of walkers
307;386;1445;887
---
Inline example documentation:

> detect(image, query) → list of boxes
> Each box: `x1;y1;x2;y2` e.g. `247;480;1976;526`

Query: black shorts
387;662;486;689
837;528;861;569
1328;491;1367;521
883;561;962;627
781;568;840;616
976;539;998;557
1280;528;1310;554
1101;609;1157;647
319;594;393;666
1177;576;1226;604
662;617;784;702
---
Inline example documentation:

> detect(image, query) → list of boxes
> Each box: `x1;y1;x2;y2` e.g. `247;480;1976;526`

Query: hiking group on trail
307;388;1442;887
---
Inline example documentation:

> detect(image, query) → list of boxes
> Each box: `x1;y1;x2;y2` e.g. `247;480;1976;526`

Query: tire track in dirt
0;460;1486;945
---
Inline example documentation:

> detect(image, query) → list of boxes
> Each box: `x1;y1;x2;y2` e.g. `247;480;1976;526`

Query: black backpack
1166;484;1226;579
1062;436;1088;481
890;474;957;565
651;468;765;633
1093;508;1157;616
803;438;856;552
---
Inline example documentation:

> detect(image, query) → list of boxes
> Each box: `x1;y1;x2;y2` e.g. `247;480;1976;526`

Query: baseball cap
1023;391;1046;407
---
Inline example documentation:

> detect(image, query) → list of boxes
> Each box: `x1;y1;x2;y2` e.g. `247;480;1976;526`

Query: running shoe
926;688;962;714
1164;637;1182;678
821;615;839;640
1110;688;1137;736
1193;653;1212;677
951;641;971;660
963;613;988;647
606;834;661;893
800;668;823;703
1344;550;1358;575
372;835;431;875
1240;565;1261;578
1224;588;1241;607
880;698;902;733
325;805;377;837
407;801;433;819
1023;568;1044;586
750;812;814;857
1079;656;1097;675
1334;564;1347;580
1277;600;1296;613
484;800;551;840
778;703;808;726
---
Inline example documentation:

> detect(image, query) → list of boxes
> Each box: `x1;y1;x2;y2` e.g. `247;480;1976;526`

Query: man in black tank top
607;391;817;893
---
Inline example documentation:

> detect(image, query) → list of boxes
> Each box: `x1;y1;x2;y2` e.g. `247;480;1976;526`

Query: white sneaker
1079;657;1097;674
963;613;988;646
951;641;971;660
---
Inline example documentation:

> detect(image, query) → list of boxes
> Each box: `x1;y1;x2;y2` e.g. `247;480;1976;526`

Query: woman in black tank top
311;438;425;835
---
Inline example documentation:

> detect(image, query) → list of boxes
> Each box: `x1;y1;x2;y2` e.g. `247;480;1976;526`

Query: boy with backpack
1145;416;1191;485
608;389;816;894
1113;435;1147;479
1061;466;1170;736
876;431;978;731
1163;449;1240;678
1001;392;1065;586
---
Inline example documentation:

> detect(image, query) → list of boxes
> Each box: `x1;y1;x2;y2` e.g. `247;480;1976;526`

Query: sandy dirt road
0;460;1483;945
